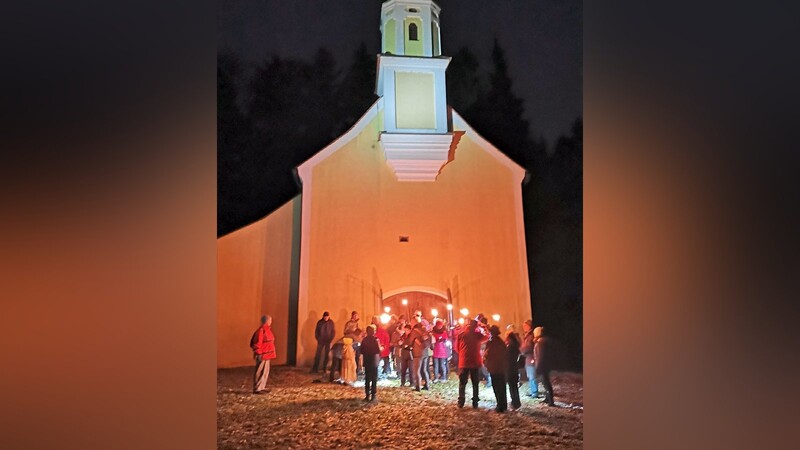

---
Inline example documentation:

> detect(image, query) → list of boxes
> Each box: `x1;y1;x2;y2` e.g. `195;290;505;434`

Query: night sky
218;0;582;145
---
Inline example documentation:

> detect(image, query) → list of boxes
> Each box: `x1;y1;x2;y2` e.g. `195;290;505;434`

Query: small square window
399;236;409;242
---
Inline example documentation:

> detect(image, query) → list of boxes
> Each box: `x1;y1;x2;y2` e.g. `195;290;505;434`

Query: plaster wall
217;196;299;367
296;113;530;366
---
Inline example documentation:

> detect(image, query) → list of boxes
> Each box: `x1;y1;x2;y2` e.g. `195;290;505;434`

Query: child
341;337;357;386
483;325;508;412
328;337;345;383
360;325;382;401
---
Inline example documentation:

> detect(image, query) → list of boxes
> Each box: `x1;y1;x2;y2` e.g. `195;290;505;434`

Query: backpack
250;328;261;350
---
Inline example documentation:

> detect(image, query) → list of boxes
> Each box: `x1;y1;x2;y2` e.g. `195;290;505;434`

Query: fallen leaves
218;366;582;449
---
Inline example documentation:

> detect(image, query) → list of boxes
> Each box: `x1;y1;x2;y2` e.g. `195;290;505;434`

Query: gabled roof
297;98;526;184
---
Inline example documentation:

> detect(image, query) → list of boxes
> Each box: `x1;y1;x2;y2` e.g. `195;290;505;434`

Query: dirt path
218;366;582;449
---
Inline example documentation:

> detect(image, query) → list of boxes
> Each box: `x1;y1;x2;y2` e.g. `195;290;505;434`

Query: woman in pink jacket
431;318;450;382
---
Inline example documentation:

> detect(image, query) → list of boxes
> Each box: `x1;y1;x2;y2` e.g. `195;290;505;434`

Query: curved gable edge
450;109;527;185
296;98;383;182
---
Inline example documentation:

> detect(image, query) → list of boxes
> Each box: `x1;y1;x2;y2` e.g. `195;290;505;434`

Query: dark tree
218;50;256;235
335;43;378;135
525;117;583;370
464;39;537;167
446;47;483;114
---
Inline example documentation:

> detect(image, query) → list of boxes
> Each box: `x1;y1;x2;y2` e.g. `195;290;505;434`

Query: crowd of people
249;309;556;411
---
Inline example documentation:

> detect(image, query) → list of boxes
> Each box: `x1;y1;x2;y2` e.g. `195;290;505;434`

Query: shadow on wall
300;311;319;367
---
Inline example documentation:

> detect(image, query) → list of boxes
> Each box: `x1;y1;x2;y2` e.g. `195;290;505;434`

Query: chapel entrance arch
382;287;449;322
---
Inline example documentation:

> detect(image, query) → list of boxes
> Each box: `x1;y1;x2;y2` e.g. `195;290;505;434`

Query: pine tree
335;43;377;135
446;47;483;114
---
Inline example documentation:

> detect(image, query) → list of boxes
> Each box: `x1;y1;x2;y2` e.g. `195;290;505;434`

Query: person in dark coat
505;330;523;410
312;311;335;373
483;325;508;412
533;326;555;406
360;325;382;401
456;319;489;408
404;318;429;391
398;324;414;387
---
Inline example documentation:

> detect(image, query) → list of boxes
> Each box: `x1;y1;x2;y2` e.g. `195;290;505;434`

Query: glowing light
458;317;465;325
384;306;391;313
460;308;469;316
380;313;391;324
446;304;453;311
431;308;438;317
401;298;408;306
492;314;501;322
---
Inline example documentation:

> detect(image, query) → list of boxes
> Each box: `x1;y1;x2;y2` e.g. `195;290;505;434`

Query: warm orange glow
446;303;453;310
492;314;500;322
384;306;391;313
458;317;465;325
460;308;469;316
401;298;408;305
431;308;438;317
380;313;391;324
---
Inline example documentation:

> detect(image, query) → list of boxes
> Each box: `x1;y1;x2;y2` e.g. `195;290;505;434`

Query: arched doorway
382;290;449;323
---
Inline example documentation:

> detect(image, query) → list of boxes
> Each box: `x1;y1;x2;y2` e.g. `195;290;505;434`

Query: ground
218;366;583;449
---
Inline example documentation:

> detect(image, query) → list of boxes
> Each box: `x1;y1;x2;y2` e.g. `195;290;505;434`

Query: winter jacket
375;327;391;358
331;339;344;359
431;326;449;358
251;324;277;360
344;319;363;343
405;324;429;358
505;333;522;375
361;335;381;368
533;336;553;373
520;330;535;365
483;335;507;374
457;323;489;369
315;318;336;343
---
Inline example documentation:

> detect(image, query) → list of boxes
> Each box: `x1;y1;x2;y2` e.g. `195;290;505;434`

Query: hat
489;325;501;336
323;311;330;316
533;326;544;338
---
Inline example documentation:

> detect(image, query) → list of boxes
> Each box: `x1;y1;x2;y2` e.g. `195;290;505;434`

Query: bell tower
377;0;455;182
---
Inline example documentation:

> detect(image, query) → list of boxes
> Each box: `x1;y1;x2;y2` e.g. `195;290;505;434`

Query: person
431;318;449;382
344;311;364;375
456;319;489;408
374;318;391;377
398;324;414;387
520;320;539;398
312;311;335;373
451;321;462;369
533;326;555;406
328;337;345;383
250;315;276;394
341;336;357;386
483;325;508;412
506;324;525;384
360;325;382;401
391;322;406;380
405;316;429;391
418;319;433;390
476;314;491;387
505;330;523;410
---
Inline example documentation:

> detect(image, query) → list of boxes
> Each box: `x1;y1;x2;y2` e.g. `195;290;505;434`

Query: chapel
218;0;532;367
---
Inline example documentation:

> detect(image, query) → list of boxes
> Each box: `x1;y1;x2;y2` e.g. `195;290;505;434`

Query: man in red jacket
250;315;277;394
457;319;489;408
